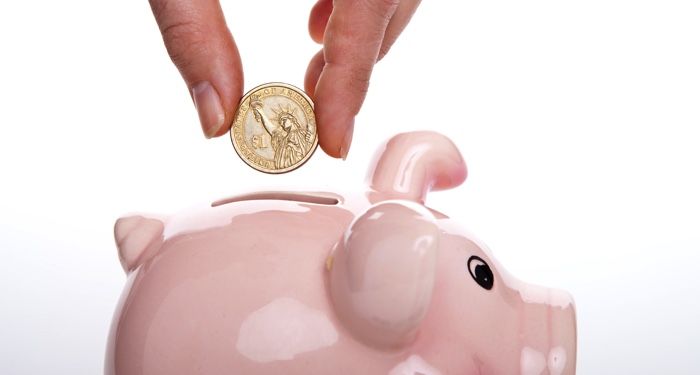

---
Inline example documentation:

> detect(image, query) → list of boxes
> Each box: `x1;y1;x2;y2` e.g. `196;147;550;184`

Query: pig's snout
328;201;439;349
517;285;577;375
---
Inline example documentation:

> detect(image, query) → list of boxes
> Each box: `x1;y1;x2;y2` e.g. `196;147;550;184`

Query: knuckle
149;1;209;71
346;64;372;95
160;20;208;70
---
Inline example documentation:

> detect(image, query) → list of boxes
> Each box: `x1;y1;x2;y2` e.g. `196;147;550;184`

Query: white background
1;1;699;374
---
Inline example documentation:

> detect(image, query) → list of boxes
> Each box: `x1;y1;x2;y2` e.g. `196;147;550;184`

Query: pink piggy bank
106;132;576;375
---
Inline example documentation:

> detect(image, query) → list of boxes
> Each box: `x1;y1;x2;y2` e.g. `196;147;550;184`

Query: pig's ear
328;201;439;349
367;131;467;204
114;215;165;273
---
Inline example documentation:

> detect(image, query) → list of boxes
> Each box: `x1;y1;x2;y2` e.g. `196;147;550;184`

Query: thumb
149;0;244;138
311;0;399;159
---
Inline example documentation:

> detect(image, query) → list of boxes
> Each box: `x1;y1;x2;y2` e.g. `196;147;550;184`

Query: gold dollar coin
230;82;318;174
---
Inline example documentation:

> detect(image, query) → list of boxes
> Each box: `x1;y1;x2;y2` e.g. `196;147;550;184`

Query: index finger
312;0;400;158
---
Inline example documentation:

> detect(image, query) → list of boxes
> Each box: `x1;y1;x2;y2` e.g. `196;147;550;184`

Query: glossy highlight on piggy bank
106;132;577;374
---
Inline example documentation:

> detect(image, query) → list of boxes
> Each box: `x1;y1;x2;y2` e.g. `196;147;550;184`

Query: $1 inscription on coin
230;83;318;173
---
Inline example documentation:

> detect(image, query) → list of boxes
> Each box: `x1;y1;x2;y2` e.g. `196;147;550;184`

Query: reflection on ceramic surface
521;346;568;375
106;131;577;374
388;355;442;375
236;297;338;363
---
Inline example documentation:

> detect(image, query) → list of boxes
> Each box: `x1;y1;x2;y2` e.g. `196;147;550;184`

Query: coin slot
212;192;339;207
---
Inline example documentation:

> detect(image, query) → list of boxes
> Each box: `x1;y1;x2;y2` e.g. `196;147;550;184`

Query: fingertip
304;49;325;98
313;60;370;159
318;124;347;159
340;121;354;160
204;48;243;138
316;99;355;159
308;0;332;43
220;56;245;136
191;81;226;138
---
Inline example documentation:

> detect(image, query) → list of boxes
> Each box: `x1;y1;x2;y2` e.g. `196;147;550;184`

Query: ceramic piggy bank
106;132;576;375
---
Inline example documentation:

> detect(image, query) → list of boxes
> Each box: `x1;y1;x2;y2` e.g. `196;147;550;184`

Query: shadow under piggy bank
106;131;576;375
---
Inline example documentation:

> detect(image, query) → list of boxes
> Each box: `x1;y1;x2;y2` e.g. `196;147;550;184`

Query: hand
304;0;422;159
148;0;420;157
148;0;243;139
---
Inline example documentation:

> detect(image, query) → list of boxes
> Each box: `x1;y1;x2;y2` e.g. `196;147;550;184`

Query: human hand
304;0;421;159
148;0;243;139
148;0;420;158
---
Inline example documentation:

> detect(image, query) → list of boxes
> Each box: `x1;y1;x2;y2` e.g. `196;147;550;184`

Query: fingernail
191;81;226;138
339;119;354;160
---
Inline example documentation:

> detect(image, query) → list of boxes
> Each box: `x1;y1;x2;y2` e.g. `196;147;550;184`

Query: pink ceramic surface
106;132;576;375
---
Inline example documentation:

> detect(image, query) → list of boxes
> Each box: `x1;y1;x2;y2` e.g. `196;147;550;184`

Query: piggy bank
106;132;576;375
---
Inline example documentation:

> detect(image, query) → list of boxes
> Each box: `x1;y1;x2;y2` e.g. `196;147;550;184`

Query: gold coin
230;82;318;174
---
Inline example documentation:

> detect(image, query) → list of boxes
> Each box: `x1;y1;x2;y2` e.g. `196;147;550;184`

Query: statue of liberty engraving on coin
230;83;318;173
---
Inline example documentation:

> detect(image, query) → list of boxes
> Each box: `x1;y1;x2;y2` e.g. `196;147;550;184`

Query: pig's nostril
467;255;494;290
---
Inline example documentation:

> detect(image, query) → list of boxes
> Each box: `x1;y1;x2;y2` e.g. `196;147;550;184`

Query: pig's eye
467;256;494;290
